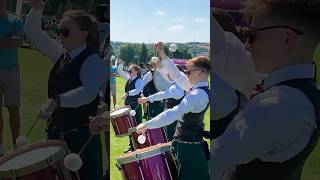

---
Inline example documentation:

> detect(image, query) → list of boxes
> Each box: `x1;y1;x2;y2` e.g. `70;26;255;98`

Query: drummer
138;65;186;141
117;59;143;152
24;1;106;179
117;59;143;124
137;42;210;179
141;58;170;119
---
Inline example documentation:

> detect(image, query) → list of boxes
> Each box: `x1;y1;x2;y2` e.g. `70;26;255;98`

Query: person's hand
122;93;128;99
97;103;108;116
136;123;147;133
89;116;109;135
154;42;166;60
38;99;57;119
138;97;148;104
25;0;43;9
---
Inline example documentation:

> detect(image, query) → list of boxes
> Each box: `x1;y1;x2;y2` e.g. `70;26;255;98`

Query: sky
111;0;210;43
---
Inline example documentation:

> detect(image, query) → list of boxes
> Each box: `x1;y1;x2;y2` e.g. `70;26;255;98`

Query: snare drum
0;140;72;180
117;143;177;180
129;127;167;150
110;106;137;137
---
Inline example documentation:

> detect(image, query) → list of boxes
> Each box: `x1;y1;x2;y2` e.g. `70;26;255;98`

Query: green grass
1;48;319;179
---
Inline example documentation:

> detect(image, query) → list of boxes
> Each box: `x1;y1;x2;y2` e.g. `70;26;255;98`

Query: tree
138;43;149;64
119;44;137;65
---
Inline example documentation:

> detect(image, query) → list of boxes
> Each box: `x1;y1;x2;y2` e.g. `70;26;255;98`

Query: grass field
0;48;319;179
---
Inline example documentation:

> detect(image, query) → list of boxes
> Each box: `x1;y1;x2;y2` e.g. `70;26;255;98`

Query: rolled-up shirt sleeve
117;63;130;81
24;8;64;63
161;59;191;91
59;55;108;107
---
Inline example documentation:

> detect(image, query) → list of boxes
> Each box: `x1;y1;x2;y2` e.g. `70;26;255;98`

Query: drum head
0;140;65;171
110;106;131;118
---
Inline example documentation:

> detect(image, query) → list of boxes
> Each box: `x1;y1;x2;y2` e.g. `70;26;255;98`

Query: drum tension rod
48;156;56;168
10;169;17;180
115;163;122;170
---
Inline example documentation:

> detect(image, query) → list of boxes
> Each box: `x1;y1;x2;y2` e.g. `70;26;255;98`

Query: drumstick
15;0;23;17
26;115;40;137
79;135;94;155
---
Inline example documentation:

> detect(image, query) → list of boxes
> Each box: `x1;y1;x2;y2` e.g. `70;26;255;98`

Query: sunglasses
57;28;70;38
185;69;204;75
128;70;133;74
243;25;304;44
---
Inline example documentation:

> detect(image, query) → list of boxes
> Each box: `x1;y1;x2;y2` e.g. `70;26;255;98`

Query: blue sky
111;0;210;43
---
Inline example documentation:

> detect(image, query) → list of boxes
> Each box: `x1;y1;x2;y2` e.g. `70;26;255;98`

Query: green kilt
172;140;210;180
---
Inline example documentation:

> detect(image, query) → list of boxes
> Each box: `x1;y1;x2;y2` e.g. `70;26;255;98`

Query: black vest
124;76;141;105
232;78;320;180
48;48;99;131
143;70;158;97
165;83;184;109
174;86;210;142
211;90;247;139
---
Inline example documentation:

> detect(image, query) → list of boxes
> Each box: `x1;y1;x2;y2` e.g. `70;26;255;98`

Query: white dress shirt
144;82;209;129
160;58;192;92
147;82;185;103
24;8;107;108
117;64;144;96
212;72;239;120
142;69;172;91
212;64;317;180
211;16;265;97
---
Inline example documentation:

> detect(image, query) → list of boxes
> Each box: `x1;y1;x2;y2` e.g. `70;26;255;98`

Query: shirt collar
67;43;87;61
131;75;137;81
263;64;315;90
192;81;209;90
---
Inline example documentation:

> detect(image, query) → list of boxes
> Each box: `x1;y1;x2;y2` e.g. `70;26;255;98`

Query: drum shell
111;112;137;137
118;143;177;180
0;140;72;180
131;128;167;150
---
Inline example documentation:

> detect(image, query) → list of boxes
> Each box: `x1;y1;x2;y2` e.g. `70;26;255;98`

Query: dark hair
63;10;100;53
188;56;211;73
96;4;109;23
131;64;142;78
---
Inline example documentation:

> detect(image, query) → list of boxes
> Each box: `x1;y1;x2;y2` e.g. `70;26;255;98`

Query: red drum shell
130;128;167;150
111;106;137;137
117;143;177;180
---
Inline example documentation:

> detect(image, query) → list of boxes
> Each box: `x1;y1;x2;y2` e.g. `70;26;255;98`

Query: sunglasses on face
128;70;133;74
243;25;304;44
57;28;70;38
185;69;204;75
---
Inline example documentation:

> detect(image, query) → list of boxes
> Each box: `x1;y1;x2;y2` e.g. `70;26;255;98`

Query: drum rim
117;142;172;165
0;140;66;178
110;106;131;118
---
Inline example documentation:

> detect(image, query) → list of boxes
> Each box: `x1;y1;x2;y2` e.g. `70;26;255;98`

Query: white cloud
166;25;185;32
154;10;167;16
195;18;206;22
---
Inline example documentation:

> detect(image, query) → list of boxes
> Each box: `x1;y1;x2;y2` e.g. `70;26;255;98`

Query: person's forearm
0;37;23;48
